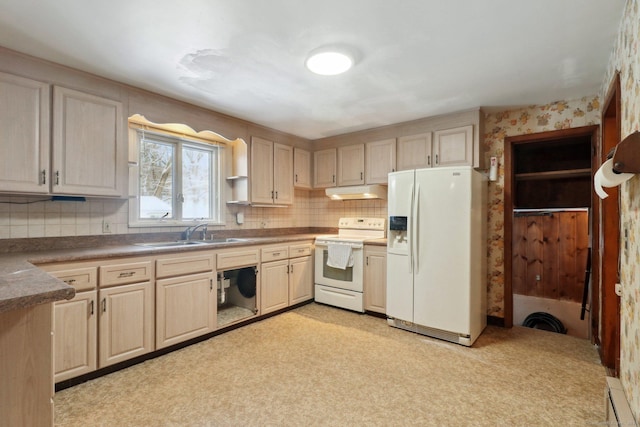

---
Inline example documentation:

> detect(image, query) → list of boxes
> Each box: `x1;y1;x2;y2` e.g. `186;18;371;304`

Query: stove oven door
314;241;363;292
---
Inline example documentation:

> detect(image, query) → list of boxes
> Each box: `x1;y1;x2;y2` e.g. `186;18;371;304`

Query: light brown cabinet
52;86;125;197
397;125;474;170
260;242;313;314
0;75;126;197
364;245;386;314
365;138;396;184
48;266;98;382
313;148;337;188
337;144;365;186
155;253;216;349
250;136;293;205
294;147;312;189
0;71;50;194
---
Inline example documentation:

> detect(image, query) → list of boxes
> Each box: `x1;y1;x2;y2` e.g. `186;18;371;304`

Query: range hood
325;184;387;200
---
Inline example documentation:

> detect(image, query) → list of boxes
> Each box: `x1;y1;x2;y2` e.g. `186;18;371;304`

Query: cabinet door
250;136;275;204
432;125;473;167
98;281;154;368
52;86;124;197
364;246;387;314
273;142;294;204
365;139;396;184
397;133;432;171
260;259;289;314
337;144;365;186
156;272;216;349
313;148;336;188
53;290;97;382
0;72;50;194
289;256;313;305
293;147;312;189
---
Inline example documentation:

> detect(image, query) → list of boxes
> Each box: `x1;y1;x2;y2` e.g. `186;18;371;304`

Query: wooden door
365;138;396;184
0;72;50;194
52;86;124;197
250;136;274;204
293;148;312;189
53;290;98;382
98;281;154;368
313;148;336;188
273;142;293;204
433;125;473;167
261;260;289;314
397;133;432;170
156;272;216;349
364;246;387;314
289;256;313;305
337;144;365;186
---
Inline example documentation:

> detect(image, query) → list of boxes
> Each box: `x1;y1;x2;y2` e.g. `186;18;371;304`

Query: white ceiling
0;0;626;140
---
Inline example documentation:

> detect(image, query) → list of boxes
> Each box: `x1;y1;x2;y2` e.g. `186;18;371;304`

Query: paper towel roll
594;158;634;199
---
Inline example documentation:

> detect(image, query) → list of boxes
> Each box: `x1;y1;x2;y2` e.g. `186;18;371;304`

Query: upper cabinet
53;86;125;197
250;136;293;205
0;72;50;194
293;147;312;189
365;138;396;184
337;144;365;186
432;125;474;168
313;148;336;188
397;125;475;171
397;133;432;171
0;72;126;197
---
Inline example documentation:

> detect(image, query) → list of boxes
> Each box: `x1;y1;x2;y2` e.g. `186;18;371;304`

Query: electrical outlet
102;220;112;234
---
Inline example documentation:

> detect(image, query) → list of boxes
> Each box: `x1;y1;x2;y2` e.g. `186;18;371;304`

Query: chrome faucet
183;223;208;240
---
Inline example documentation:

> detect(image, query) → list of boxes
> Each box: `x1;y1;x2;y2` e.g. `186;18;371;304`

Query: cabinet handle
275;191;278;199
427;155;431;166
290;264;293;274
90;300;94;315
271;190;274;199
55;171;60;185
295;174;298;183
332;175;335;183
435;154;439;165
210;278;213;291
101;298;106;313
64;279;76;284
366;256;369;266
360;172;363;180
41;170;46;185
273;252;280;257
118;271;136;278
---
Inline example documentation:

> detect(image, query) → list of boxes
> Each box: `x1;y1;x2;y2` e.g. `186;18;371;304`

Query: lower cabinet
156;272;216;349
364;245;387;314
289;255;313;305
261;259;290;314
98;281;154;368
53;290;97;382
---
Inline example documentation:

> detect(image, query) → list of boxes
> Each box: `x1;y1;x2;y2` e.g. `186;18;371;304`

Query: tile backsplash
0;189;388;239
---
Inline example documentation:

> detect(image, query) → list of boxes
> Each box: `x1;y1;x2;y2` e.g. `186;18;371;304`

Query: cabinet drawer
49;267;97;291
217;249;260;270
261;245;289;262
289;243;312;258
156;254;215;279
100;261;152;287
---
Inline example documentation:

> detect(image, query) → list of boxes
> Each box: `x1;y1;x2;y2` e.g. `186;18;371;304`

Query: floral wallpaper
601;0;640;420
483;98;600;318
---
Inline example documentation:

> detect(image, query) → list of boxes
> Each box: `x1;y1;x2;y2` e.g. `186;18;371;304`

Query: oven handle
315;241;363;249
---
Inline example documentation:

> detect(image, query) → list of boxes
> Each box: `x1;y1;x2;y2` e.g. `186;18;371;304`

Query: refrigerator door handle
408;183;414;274
413;183;420;274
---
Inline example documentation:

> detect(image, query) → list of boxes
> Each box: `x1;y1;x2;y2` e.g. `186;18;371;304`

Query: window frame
129;128;224;228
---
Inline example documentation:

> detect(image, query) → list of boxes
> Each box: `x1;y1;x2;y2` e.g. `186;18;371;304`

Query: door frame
598;72;621;375
503;125;599;329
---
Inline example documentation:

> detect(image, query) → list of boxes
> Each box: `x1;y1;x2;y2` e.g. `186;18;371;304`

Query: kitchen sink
135;238;251;248
135;240;209;248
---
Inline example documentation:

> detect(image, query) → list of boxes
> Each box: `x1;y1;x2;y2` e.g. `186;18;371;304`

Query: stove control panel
338;217;386;230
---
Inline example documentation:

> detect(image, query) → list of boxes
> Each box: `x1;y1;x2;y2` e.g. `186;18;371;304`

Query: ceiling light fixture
305;48;354;76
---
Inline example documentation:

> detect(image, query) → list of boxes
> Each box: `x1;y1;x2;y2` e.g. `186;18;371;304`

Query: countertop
0;233;379;314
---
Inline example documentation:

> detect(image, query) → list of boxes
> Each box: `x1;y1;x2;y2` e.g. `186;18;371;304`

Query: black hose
522;312;567;334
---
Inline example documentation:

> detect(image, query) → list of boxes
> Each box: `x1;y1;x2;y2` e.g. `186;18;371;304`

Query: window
131;129;222;226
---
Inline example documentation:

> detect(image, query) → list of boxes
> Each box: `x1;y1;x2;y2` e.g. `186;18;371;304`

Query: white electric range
314;217;386;312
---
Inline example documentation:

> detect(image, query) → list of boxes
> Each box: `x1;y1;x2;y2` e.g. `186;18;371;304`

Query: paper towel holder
611;131;640;173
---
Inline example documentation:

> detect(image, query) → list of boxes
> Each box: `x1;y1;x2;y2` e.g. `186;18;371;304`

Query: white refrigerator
386;166;487;346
